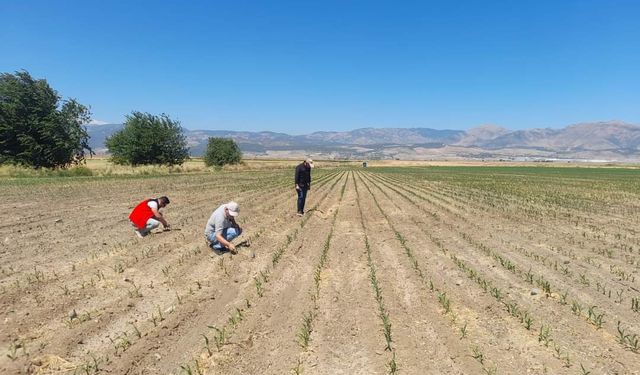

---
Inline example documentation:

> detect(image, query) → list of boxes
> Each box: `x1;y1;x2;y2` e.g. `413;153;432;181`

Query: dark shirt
295;163;311;189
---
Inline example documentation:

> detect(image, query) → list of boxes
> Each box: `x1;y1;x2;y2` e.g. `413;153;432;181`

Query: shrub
106;111;189;166
204;137;242;167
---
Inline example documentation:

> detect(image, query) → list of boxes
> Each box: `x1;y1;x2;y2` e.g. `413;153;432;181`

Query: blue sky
2;0;638;133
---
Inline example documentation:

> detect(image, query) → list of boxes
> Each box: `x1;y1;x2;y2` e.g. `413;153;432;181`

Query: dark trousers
297;188;308;213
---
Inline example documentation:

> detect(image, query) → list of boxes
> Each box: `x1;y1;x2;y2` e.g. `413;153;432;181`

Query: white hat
305;158;314;168
226;201;240;216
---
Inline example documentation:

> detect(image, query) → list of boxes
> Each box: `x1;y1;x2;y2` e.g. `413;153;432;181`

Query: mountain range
86;121;640;162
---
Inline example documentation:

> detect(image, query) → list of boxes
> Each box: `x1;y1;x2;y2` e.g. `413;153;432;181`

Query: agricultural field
1;164;640;374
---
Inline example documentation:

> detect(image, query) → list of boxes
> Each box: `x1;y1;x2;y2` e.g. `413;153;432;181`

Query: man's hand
227;243;237;254
164;224;171;231
295;184;300;191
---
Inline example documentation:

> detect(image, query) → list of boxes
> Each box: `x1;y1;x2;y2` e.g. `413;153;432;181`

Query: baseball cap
305;158;314;168
226;201;240;216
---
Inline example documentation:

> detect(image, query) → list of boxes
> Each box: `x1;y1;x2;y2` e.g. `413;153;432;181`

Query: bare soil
1;167;639;374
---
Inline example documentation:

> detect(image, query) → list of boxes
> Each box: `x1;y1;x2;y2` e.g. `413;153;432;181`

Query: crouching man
204;201;242;253
129;196;171;237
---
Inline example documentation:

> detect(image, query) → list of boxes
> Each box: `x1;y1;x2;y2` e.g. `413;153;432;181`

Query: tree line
0;70;241;169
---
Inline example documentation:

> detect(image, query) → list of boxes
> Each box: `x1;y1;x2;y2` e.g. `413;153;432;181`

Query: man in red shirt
129;196;171;237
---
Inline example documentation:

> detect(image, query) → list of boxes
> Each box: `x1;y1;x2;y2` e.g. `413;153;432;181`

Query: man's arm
294;165;300;190
215;231;236;252
150;206;170;228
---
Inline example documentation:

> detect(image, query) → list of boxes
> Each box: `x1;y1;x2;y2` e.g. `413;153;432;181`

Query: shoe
134;230;144;238
211;246;228;256
296;212;303;217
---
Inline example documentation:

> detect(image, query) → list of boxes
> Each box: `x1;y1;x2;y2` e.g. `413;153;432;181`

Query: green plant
204;137;242;167
291;358;304;374
202;334;212;356
207;325;227;350
106;111;189;166
538;325;552;346
127;281;142;298
460;322;468;339
587;306;605;329
438;292;451;314
297;312;314;349
388;351;398;374
571;300;582;316
0;70;93;168
254;276;264;297
471;346;484;364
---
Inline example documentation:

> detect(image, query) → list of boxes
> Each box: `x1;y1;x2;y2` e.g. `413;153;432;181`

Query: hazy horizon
85;119;637;136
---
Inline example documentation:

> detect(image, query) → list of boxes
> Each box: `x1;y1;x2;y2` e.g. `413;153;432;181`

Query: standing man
204;201;243;253
129;196;171;237
295;158;313;216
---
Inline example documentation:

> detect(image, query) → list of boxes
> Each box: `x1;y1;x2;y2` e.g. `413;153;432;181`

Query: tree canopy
0;70;92;168
204;137;242;167
106;111;189;166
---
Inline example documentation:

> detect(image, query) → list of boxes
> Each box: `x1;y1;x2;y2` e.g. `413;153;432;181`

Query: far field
1;163;639;374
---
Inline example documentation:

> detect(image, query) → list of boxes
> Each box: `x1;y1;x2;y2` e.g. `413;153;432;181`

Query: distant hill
86;121;640;162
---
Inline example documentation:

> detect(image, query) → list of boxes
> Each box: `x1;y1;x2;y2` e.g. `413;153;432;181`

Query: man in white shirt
204;201;242;253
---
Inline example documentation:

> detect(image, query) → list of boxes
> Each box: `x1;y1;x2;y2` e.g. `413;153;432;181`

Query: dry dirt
1;167;639;374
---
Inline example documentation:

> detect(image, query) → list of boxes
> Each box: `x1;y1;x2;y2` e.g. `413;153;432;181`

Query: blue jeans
132;218;160;236
297;188;308;213
207;227;242;250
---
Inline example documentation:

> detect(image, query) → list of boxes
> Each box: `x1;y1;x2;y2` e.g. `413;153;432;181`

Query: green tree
106;111;189;166
0;70;92;168
204;137;242;167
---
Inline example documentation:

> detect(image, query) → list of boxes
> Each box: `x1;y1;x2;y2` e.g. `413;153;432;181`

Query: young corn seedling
260;270;269;283
291;358;304;375
437;292;451;314
538;325;552;347
6;341;20;360
130;323;142;339
180;364;193;375
559;290;568;305
616;290;624;304
490;287;502;300
483;365;497;375
525;268;534;284
59;284;70;296
579;273;590;286
459;323;468;339
381;310;393;351
112;263;124;274
202;334;212;356
571;300;583;316
162;265;171;278
388;351;398;374
254;276;264;297
207;325;227;350
587;306;605;329
297;312;314;349
522;312;533;330
627;334;639;352
127;281;142;298
471;347;484;364
504;301;519;317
